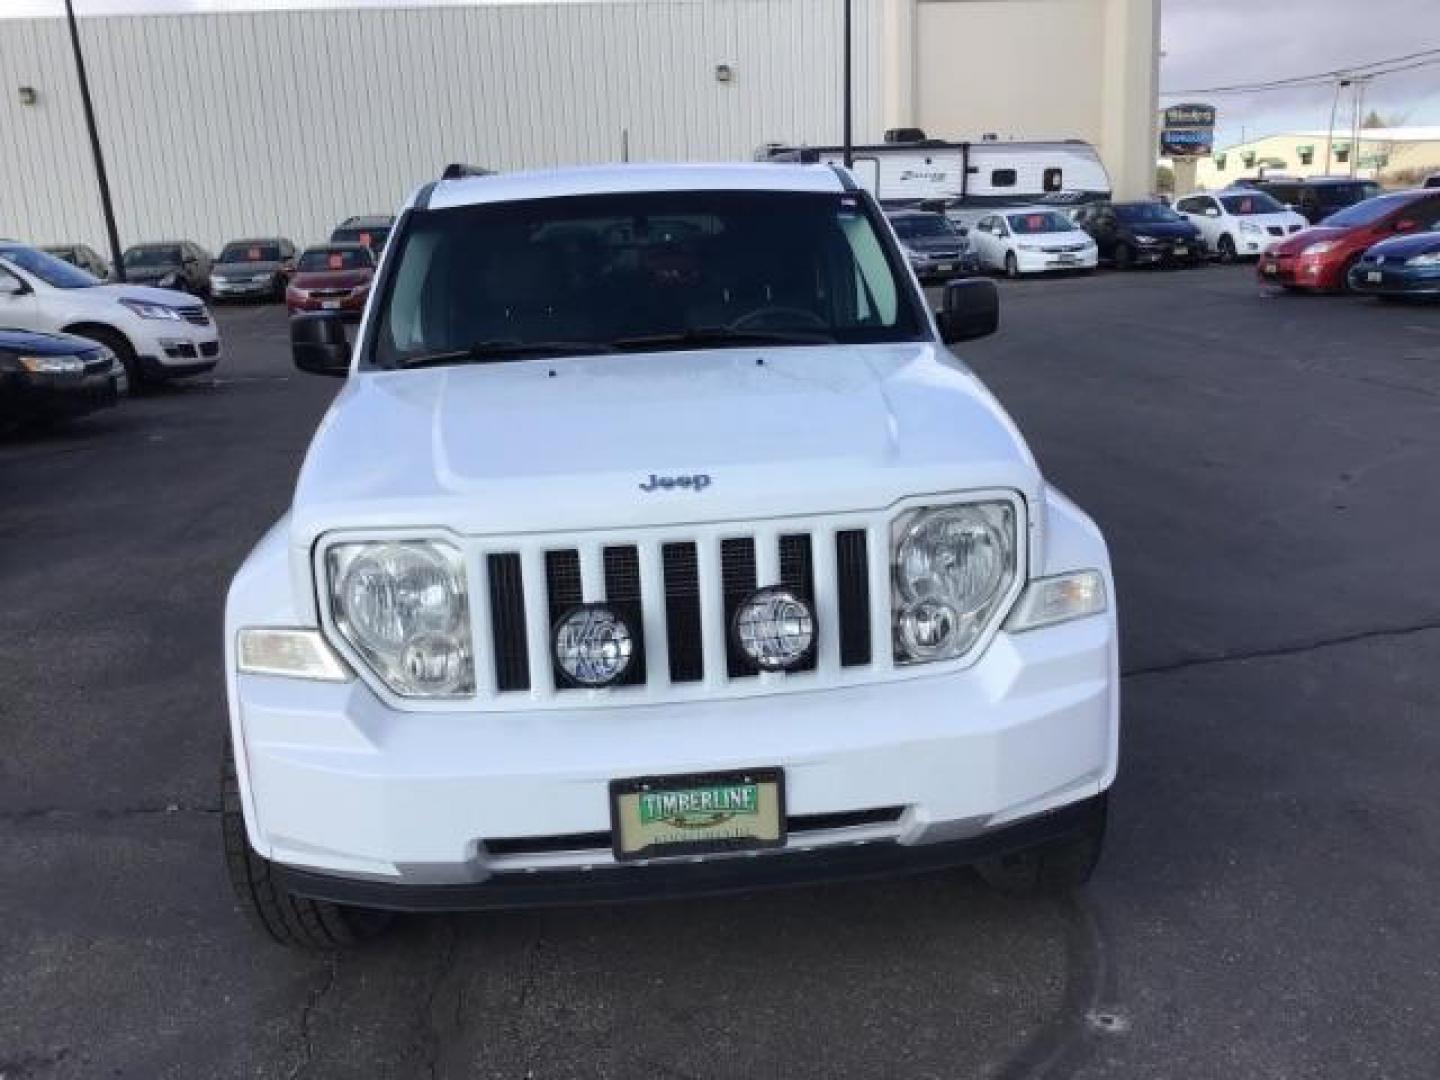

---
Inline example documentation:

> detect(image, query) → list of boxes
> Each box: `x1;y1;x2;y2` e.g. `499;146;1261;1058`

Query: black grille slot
835;530;872;667
662;542;703;683
487;554;530;692
778;534;818;673
603;546;646;687
720;537;758;678
545;550;583;689
790;806;903;833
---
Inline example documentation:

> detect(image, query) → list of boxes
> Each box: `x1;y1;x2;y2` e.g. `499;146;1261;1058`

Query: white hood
88;283;200;306
289;344;1042;541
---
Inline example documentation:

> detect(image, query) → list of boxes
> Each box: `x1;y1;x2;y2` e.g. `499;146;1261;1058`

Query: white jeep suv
0;243;220;385
224;163;1119;948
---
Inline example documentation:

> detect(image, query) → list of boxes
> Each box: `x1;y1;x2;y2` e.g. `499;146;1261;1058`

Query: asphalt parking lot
2;264;1439;1079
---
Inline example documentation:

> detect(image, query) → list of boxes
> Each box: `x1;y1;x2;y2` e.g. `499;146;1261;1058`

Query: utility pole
842;0;854;168
64;0;125;281
1350;76;1370;178
1324;77;1350;176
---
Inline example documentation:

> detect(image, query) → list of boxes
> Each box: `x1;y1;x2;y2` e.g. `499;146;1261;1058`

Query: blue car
1349;224;1440;299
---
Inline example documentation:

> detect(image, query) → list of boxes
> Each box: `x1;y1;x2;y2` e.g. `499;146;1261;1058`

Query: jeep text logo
639;473;712;493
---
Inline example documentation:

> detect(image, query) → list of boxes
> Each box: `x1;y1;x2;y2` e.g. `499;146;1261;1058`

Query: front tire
1216;235;1237;263
1003;251;1020;279
976;795;1108;896
222;748;393;950
1113;243;1135;271
70;324;143;391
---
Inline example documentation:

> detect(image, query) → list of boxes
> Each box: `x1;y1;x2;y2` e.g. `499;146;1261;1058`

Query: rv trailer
756;132;1112;212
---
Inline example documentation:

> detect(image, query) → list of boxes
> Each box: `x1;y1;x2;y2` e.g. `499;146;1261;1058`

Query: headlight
892;503;1016;664
1005;571;1107;632
326;541;473;697
119;299;184;321
1406;251;1440;267
250;273;272;283
1302;240;1338;256
19;355;85;374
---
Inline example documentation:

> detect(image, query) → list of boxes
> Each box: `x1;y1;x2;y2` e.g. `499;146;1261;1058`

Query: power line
1161;46;1440;96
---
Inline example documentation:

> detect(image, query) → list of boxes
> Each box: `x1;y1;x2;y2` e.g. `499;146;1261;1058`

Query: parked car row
0;241;221;428
31;214;395;305
1257;186;1440;297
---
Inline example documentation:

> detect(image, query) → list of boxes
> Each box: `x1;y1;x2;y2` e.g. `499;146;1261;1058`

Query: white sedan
1174;190;1307;262
967;209;1098;276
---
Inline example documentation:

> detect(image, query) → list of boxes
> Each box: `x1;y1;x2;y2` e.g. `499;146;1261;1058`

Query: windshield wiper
608;327;835;351
397;339;616;369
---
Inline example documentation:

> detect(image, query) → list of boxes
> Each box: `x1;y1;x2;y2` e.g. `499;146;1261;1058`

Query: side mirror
292;313;351;377
936;279;999;344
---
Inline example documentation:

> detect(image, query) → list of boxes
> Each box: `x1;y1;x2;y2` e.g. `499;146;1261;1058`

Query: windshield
299;248;372;272
1006;211;1078;235
1321;193;1416;228
371;190;926;368
1115;203;1183;224
1220;193;1286;216
219;243;281;263
125;246;182;267
890;215;956;240
0;245;101;289
332;226;391;249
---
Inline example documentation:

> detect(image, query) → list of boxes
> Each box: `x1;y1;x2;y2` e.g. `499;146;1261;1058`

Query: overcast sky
5;0;1439;148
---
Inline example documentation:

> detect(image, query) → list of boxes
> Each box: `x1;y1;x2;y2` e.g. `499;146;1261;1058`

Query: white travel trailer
756;133;1112;211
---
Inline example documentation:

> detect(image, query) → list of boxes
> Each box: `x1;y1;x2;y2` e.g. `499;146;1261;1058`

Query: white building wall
0;0;885;252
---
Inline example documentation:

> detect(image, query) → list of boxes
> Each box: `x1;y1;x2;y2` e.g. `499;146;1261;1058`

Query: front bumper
232;611;1118;894
909;253;980;280
1129;241;1203;267
288;293;367;320
212;277;278;299
1258;252;1343;290
1013;249;1098;274
1347;263;1440;296
0;369;122;421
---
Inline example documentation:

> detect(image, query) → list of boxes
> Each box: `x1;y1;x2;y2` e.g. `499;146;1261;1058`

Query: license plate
322;300;342;310
1264;263;1278;275
936;263;954;273
1367;271;1382;283
1173;245;1188;255
610;768;785;862
1055;254;1079;264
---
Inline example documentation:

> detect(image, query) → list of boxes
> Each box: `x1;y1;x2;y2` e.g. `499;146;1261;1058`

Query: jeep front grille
472;521;888;705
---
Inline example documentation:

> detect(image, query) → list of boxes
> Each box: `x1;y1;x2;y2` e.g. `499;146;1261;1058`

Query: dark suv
121;241;213;294
1072;201;1205;269
1252;177;1384;225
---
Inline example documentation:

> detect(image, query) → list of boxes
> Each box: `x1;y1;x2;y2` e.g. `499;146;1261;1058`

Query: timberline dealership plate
609;768;786;862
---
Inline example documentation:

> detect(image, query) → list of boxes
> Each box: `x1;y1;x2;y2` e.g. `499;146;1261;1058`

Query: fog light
554;605;633;687
897;599;958;660
733;587;814;671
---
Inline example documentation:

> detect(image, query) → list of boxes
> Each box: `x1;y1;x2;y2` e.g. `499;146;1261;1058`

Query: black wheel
1003;251;1019;279
1113;243;1135;271
1216;235;1237;264
1339;258;1362;294
69;324;142;390
976;795;1108;896
222;748;394;950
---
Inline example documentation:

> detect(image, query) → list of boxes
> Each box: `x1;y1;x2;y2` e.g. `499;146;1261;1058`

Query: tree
1155;164;1174;194
1362;110;1390;129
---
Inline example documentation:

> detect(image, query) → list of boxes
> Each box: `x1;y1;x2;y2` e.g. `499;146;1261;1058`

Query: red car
1258;189;1440;293
286;244;376;320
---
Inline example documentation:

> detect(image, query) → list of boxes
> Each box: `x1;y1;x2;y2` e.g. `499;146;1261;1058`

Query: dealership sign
1160;103;1217;158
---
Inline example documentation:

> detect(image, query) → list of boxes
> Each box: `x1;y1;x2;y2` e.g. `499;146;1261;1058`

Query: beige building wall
899;0;1160;199
1191;130;1440;191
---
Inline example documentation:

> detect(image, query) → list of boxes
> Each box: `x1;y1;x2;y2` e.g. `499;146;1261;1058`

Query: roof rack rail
441;163;496;180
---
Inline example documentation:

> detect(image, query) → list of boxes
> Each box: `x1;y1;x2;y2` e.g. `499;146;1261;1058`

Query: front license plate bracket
609;768;786;862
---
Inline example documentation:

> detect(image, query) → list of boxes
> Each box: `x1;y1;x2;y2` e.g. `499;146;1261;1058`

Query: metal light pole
1350;76;1369;179
64;0;125;281
842;0;854;168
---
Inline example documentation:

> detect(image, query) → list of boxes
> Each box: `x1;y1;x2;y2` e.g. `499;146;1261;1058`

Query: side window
1043;167;1063;193
1408;198;1440;229
0;264;25;293
991;169;1017;188
1175;198;1199;214
995;218;1011;238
